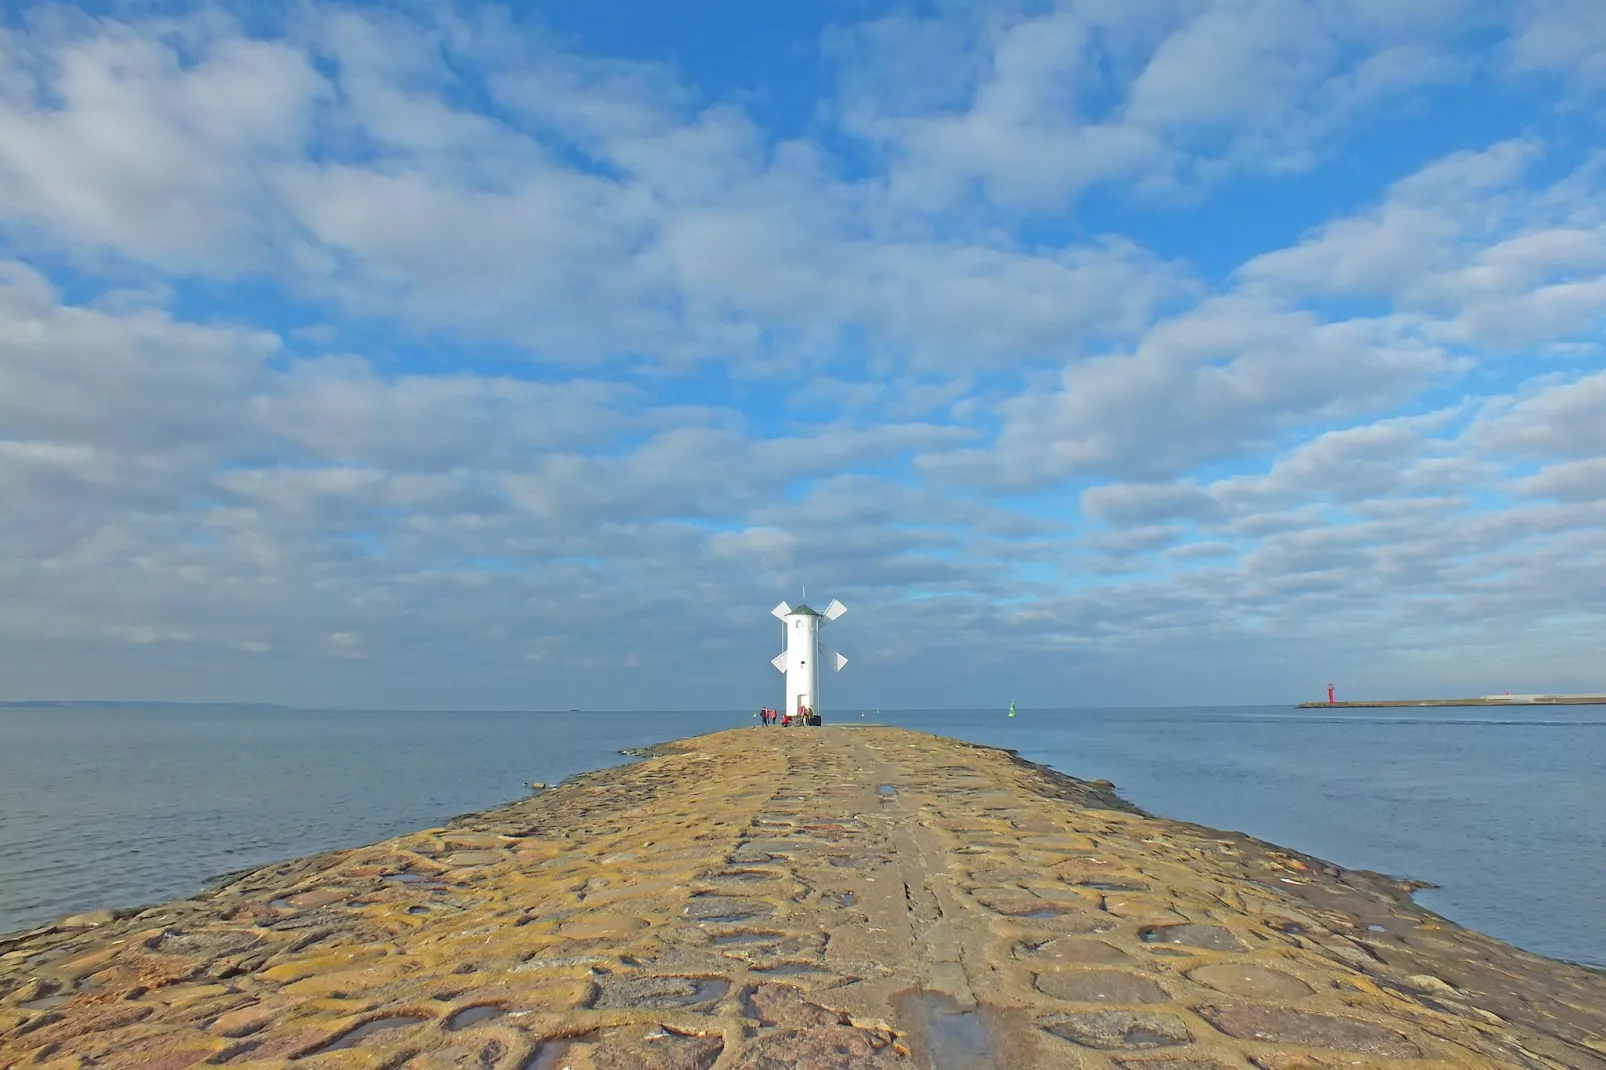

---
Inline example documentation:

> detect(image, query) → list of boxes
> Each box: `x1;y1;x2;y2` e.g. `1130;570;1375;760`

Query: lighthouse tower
771;600;847;721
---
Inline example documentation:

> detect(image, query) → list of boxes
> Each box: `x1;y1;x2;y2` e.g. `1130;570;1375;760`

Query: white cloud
1514;458;1606;500
832;0;1476;211
1081;481;1222;526
1240;140;1606;350
0;262;275;454
1470;370;1606;457
1508;0;1606;90
1;2;1604;707
926;296;1453;487
1162;540;1237;561
0;15;323;270
259;358;637;469
0;7;1189;372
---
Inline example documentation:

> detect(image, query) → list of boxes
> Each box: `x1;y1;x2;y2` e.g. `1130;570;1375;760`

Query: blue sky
1;0;1604;709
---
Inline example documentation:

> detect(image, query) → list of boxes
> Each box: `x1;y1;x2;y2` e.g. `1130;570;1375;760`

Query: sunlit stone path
3;727;1603;1069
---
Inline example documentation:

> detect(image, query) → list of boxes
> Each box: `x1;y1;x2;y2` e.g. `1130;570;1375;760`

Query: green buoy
1008;700;1016;718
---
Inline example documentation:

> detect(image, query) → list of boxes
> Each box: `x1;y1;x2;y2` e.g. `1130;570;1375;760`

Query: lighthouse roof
789;604;822;616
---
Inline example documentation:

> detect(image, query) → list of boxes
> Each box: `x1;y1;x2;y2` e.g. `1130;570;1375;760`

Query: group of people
759;705;814;727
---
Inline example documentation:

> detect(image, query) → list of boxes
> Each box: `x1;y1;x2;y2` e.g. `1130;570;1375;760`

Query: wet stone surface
1034;969;1172;1004
1198;1004;1423;1058
529;1025;724;1070
4;726;1604;1070
1040;1009;1192;1049
317;1014;430;1052
1188;963;1314;1000
741;984;902;1070
1018;937;1134;965
905;990;995;1070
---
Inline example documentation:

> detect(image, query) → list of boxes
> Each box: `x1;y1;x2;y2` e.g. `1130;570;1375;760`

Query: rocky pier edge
2;726;1603;1070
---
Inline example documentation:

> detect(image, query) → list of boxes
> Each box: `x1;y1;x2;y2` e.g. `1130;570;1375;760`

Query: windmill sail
769;599;847;719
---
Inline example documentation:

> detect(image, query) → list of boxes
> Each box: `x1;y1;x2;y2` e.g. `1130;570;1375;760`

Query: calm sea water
1;705;1601;967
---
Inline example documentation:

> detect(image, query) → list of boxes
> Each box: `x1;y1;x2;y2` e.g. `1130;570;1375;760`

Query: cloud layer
1;0;1603;708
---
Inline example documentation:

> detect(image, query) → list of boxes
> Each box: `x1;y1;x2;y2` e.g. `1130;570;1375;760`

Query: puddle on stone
1021;908;1071;919
318;1015;429;1052
838;891;856;907
384;872;432;883
522;1038;574;1070
683;896;773;924
1077;882;1146;893
877;785;898;796
446;1004;507;1030
592;976;730;1010
1138;924;1248;952
907;991;995;1070
1367;924;1387;933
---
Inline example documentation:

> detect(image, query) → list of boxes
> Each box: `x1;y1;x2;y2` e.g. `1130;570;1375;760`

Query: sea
0;704;1601;968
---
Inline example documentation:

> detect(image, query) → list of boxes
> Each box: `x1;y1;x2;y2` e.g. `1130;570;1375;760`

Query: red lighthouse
1326;684;1336;704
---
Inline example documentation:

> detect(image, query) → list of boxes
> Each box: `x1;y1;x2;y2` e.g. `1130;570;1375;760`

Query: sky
1;0;1604;710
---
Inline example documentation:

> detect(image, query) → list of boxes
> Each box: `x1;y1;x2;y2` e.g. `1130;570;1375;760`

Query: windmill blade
820;647;848;672
822;599;847;623
771;651;789;673
771;601;792;620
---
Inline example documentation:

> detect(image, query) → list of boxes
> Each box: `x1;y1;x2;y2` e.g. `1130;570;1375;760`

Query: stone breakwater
2;728;1603;1070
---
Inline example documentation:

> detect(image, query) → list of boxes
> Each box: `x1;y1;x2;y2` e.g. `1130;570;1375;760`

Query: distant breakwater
1298;695;1606;708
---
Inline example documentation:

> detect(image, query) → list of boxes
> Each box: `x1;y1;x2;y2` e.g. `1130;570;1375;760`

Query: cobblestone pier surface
3;727;1603;1070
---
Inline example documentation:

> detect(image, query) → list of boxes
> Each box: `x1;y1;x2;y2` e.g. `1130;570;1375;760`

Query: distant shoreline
1298;695;1606;708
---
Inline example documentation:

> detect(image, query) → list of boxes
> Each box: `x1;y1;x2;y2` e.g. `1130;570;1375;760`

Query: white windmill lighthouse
771;599;847;722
